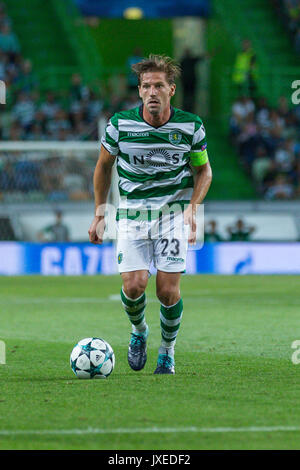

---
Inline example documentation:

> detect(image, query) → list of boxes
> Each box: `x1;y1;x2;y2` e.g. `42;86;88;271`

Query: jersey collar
138;104;175;129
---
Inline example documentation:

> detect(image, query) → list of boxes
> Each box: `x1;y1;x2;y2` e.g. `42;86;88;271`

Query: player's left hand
183;204;197;245
88;215;106;244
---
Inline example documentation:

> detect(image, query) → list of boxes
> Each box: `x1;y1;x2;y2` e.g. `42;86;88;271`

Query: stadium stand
211;0;300;200
1;0;300;242
271;0;300;54
229;94;300;199
0;0;256;203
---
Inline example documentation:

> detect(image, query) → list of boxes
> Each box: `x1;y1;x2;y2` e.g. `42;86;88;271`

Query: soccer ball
70;337;115;379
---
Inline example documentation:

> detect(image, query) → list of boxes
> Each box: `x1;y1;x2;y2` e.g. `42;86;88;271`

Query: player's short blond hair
131;54;181;86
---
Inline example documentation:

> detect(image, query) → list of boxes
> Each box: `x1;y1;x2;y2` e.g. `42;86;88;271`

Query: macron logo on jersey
127;132;150;137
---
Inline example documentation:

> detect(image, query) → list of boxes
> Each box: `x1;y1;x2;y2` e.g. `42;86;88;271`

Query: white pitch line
0;425;300;436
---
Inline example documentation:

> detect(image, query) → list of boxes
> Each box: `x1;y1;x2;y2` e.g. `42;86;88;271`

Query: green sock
121;287;148;334
159;298;183;357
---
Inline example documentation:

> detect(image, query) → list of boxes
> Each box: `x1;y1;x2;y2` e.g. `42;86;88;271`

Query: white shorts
116;211;189;273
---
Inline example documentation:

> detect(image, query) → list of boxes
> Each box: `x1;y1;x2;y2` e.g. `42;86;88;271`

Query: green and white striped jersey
101;105;208;215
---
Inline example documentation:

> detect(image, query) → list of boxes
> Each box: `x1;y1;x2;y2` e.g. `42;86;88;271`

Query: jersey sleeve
190;118;209;166
101;114;119;156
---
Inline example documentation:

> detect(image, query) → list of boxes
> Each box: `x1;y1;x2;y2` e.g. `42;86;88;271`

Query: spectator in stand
252;145;272;191
38;210;70;242
236;112;259;172
204;220;223;243
230;95;256;145
231;95;255;125
255;96;270;130
85;90;104;121
232;39;256;95
265;173;294;200
227;218;256;241
268;109;285;145
16;59;38;92
5;54;20;85
0;23;20;58
277;95;291;120
274;138;295;173
70;73;89;101
262;160;279;194
26;122;46;141
12;91;35;132
46;109;72;140
40;91;61;120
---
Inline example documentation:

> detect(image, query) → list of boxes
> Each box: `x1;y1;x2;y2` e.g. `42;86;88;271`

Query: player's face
138;71;176;116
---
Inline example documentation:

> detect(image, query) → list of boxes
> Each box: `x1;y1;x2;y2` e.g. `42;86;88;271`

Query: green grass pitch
0;274;300;450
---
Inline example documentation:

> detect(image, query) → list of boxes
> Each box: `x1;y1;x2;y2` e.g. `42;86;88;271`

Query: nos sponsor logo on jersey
133;149;180;167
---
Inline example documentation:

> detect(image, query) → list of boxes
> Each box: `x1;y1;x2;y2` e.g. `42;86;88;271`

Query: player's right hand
183;204;197;246
88;216;106;244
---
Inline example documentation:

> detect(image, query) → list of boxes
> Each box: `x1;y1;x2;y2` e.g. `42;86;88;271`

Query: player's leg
121;269;149;334
117;231;151;340
116;217;152;371
152;210;188;374
121;270;150;371
154;271;182;374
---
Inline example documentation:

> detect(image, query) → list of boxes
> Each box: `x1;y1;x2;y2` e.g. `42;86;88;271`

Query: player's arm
184;161;212;245
88;145;116;244
189;161;212;206
184;119;213;245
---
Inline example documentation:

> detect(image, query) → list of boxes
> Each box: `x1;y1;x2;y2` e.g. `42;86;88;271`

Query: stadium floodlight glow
123;7;144;19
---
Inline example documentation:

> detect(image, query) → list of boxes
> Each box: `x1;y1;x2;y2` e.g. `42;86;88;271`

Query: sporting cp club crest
169;131;182;145
117;252;123;264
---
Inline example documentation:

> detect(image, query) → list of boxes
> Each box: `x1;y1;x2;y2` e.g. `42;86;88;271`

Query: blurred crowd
3;83;140;142
0;2;141;143
230;94;300;199
271;0;300;54
230;31;300;200
2;0;300;204
0;3;141;202
0;152;99;203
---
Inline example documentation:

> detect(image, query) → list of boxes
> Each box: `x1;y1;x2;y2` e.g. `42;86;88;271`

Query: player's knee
122;276;147;300
156;285;180;306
